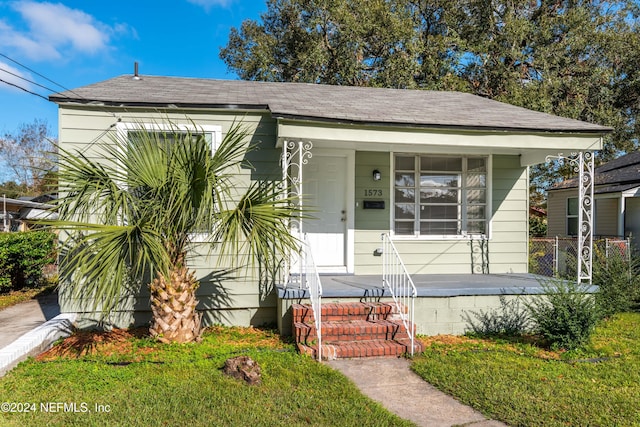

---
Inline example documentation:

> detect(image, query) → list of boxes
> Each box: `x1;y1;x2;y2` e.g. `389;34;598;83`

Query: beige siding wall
548;189;621;237
547;189;572;236
595;198;619;237
353;152;528;274
57;106;281;328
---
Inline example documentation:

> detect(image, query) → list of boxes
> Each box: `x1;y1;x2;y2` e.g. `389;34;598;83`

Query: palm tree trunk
149;265;201;343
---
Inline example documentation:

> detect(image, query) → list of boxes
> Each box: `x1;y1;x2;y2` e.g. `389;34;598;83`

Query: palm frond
58;222;167;313
47;118;302;320
214;180;303;266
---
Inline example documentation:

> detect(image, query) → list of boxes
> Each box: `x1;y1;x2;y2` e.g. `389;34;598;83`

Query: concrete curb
0;313;76;377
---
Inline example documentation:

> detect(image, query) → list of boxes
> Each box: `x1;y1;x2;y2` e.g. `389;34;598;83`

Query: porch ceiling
276;119;604;167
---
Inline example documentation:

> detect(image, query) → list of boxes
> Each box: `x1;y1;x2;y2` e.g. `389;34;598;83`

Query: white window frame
567;197;579;236
391;153;492;240
116;122;222;152
116;122;223;242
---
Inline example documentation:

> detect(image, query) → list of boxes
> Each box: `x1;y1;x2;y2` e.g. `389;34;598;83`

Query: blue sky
0;0;267;138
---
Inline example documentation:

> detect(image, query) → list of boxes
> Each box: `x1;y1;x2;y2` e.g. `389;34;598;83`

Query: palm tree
52;120;299;343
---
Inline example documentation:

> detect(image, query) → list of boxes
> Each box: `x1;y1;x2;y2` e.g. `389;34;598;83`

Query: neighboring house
49;75;610;335
1;195;56;232
548;151;640;241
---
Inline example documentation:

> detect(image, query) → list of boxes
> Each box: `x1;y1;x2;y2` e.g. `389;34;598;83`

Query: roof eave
272;113;612;135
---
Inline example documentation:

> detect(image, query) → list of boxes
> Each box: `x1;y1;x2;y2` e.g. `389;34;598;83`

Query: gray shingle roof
551;151;640;191
50;74;612;133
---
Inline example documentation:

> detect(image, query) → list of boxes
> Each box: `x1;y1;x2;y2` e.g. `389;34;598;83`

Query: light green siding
353;152;528;274
57;106;282;328
59;105;534;330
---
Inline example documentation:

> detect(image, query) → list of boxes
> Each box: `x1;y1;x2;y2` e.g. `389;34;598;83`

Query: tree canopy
0;119;56;196
220;0;640;204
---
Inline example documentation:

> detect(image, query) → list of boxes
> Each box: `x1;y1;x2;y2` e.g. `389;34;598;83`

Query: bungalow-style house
548;151;640;242
50;74;609;356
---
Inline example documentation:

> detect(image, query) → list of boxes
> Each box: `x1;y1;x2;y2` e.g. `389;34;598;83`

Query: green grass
0;282;56;310
412;313;640;427
0;326;414;427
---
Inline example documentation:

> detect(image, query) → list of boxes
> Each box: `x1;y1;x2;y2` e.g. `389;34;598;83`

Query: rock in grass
222;356;262;385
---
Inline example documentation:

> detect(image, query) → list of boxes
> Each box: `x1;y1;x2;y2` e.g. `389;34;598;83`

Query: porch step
294;319;413;343
292;302;398;323
297;339;423;359
292;302;422;360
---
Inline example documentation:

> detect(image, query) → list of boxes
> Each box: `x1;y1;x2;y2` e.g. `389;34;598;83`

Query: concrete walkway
0;294;75;376
328;357;508;427
0;293;60;349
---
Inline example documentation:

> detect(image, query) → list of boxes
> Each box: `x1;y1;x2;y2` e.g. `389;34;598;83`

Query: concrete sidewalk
328;357;508;427
0;294;75;377
0;293;60;349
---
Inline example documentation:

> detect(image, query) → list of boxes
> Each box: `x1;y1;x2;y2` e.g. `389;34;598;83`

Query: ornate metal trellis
546;152;595;284
281;140;313;287
470;235;489;274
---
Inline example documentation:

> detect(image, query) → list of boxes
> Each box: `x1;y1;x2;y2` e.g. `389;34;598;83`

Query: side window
567;197;578;236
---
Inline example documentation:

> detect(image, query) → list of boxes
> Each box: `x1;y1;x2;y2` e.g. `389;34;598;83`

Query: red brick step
292;302;421;360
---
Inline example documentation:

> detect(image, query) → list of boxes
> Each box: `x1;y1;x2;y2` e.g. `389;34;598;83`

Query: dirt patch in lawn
36;328;154;361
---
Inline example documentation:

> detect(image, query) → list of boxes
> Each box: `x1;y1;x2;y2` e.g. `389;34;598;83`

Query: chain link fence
530;237;631;278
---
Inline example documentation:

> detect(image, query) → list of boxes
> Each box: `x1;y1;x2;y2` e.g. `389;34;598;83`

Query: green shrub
0;231;56;292
592;250;640;317
463;294;531;337
524;279;600;350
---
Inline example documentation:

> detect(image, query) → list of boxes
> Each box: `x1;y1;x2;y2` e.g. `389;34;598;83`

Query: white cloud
0;60;33;93
187;0;234;11
0;1;135;61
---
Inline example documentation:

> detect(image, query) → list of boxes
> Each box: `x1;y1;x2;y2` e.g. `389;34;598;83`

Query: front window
394;154;488;237
118;122;222;153
117;122;222;238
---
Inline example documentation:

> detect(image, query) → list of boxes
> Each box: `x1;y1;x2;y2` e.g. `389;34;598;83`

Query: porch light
372;169;381;181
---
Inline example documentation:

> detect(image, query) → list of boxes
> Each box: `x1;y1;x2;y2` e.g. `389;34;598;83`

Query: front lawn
0;326;414;427
0;282;56;310
412;312;640;426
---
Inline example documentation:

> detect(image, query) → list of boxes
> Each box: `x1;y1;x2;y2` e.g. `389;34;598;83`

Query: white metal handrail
302;233;323;361
382;233;417;356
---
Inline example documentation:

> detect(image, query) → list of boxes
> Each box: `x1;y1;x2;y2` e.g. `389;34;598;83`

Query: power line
0;52;74;93
0;66;59;94
0;52;119;119
0;78;49;101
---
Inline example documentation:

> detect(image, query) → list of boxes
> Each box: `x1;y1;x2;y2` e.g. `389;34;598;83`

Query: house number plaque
363;189;383;197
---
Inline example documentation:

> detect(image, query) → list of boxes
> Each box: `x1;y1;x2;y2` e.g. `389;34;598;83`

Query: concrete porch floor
278;273;552;299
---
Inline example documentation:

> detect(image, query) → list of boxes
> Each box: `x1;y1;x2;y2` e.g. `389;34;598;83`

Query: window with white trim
117;122;223;239
393;154;488;237
567;197;578;236
117;122;222;153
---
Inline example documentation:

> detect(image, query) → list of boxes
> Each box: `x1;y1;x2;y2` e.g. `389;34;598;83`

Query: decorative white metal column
281;140;313;288
546;152;595;284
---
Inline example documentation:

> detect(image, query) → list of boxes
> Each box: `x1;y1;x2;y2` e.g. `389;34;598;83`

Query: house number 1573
364;189;383;197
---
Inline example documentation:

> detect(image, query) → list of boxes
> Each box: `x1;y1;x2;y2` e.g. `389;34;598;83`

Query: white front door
303;154;347;272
